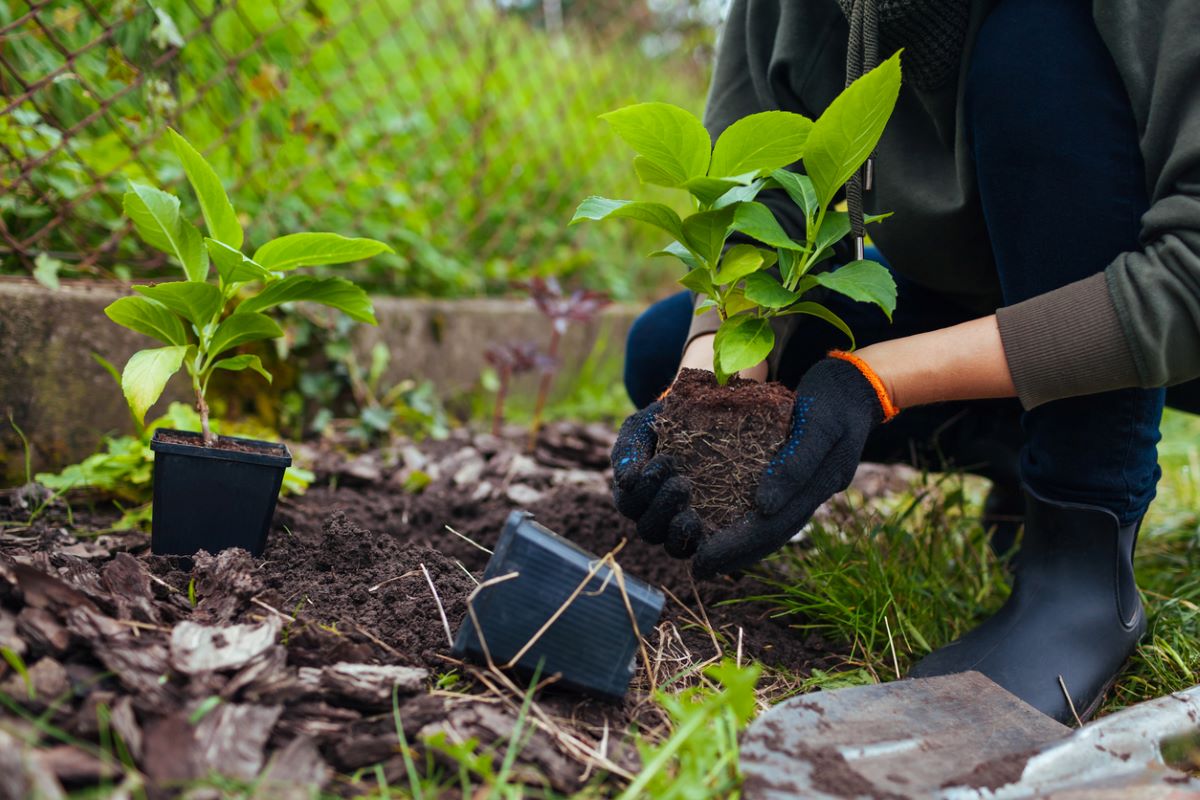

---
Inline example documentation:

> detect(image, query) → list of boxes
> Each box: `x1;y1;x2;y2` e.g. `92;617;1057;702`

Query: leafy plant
521;276;611;444
105;129;392;445
483;341;555;436
620;659;761;799
572;52;903;383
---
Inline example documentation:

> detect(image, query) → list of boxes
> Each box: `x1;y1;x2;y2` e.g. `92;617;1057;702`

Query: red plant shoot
484;341;555;437
520;277;611;448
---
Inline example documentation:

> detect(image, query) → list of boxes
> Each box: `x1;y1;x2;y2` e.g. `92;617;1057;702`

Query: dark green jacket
687;0;1200;409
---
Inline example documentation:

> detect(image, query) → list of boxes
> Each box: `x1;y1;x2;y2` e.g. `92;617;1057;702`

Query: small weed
1;646;35;700
620;659;760;800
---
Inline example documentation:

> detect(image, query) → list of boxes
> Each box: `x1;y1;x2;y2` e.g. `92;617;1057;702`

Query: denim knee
624;291;692;409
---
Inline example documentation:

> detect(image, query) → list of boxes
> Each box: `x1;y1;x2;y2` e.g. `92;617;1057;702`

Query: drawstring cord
844;0;880;260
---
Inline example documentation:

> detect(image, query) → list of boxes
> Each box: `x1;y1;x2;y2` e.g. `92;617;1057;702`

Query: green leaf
744;272;800;309
133;281;223;327
121;346;187;425
168;129;242;248
205;239;272;284
124;183;208;282
810;211;890;263
770;170;819;219
779;301;856;348
235;275;376;324
208;312;283;358
33;253;62;290
253;233;393;271
678;267;716;297
210;354;272;383
681;173;755;206
730;202;802;250
803;51;902;209
812;259;898;320
650;240;701;271
570;197;684;241
599;103;711;187
709;111;813;178
724;288;758;316
105;295;189;346
681;206;735;265
713;178;770;209
713;244;764;285
713;316;774;376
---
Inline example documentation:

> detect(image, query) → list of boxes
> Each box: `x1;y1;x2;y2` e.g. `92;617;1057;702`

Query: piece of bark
16;607;69;655
0;728;65;800
36;745;117;785
67;690;117;740
110;696;143;763
0;608;25;659
101;553;160;624
170;619;280;675
221;645;294;702
258;736;330;798
65;607;177;714
0;657;69;708
316;663;428;708
275;701;362;740
191;549;265;625
9;562;99;614
143;703;282;785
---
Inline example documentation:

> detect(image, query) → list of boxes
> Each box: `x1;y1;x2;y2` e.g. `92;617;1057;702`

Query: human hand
611;401;705;558
691;353;898;578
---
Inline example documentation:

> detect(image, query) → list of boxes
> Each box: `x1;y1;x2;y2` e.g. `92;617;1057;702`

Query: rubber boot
983;481;1023;560
907;487;1145;724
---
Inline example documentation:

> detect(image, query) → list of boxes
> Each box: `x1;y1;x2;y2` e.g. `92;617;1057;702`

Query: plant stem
492;366;510;437
527;329;560;451
192;369;214;447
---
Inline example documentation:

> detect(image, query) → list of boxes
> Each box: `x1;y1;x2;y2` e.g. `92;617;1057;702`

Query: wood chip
169;619;280;675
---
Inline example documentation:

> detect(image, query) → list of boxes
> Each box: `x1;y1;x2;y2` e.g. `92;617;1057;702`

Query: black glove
611;401;706;558
692;355;894;578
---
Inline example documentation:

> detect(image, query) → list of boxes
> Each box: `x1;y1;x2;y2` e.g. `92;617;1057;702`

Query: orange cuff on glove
829;350;900;422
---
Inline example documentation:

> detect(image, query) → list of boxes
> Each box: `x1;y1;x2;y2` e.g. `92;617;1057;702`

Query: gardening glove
692;352;899;579
611;401;706;558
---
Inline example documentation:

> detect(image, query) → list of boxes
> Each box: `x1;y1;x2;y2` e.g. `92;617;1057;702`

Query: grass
743;408;1200;714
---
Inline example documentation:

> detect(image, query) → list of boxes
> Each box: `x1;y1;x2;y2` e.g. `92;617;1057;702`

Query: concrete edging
0;277;639;483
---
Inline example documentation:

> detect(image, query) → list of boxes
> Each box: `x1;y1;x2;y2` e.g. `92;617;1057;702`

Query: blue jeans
624;0;1189;525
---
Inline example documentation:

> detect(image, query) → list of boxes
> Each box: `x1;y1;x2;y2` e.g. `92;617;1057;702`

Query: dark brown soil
0;422;848;797
154;428;289;457
656;368;794;531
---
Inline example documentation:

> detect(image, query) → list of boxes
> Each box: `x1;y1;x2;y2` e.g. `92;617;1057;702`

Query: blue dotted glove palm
611;401;706;558
691;356;894;578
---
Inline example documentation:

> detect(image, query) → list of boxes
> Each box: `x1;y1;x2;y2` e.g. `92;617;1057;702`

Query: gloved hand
692;353;898;578
611;401;706;558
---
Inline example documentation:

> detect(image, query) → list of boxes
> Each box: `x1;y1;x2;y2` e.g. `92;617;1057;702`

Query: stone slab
0;278;639;484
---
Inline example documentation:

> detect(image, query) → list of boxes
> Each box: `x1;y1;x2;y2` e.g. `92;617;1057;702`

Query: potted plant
106;129;391;555
571;53;902;531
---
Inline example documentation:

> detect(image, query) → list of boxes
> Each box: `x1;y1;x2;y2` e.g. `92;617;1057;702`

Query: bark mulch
0;422;862;798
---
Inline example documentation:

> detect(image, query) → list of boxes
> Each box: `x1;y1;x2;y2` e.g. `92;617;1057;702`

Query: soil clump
655;368;795;530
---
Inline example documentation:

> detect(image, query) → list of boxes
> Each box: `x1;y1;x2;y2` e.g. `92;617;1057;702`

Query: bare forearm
856;315;1016;409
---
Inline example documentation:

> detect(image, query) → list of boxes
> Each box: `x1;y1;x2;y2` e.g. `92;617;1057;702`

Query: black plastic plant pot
452;510;665;700
149;428;291;557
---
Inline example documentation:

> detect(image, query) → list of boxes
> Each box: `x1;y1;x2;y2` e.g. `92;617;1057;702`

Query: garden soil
0;422;884;797
656;368;794;531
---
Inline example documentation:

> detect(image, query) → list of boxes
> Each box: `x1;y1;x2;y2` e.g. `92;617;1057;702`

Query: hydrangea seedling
107;129;392;445
572;53;903;383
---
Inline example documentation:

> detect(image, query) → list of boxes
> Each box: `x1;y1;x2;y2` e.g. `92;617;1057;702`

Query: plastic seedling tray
453;510;664;700
149;429;291;557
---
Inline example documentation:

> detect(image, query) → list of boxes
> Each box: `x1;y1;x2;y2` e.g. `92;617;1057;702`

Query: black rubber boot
907;487;1145;724
983;480;1024;560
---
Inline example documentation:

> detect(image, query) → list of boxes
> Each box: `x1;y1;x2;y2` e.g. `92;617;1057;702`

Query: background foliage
0;0;721;300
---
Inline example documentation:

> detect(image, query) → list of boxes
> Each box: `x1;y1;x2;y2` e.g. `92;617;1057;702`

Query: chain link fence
0;0;724;299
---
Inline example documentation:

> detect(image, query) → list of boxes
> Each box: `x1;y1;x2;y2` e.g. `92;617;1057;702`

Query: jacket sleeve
685;0;849;373
996;0;1200;408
